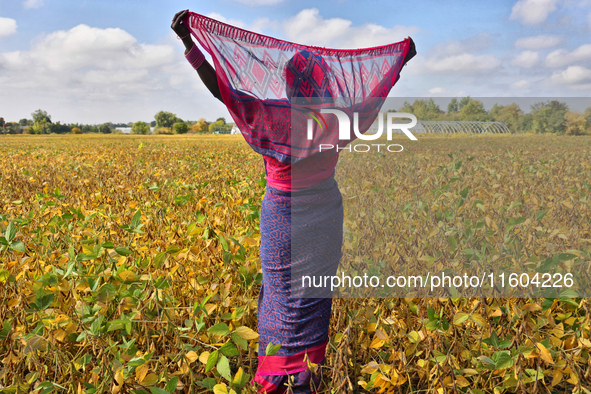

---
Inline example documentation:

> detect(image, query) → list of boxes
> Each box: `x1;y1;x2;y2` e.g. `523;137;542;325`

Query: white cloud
550;65;591;84
205;13;247;29
23;0;44;9
0;24;233;124
406;34;501;75
282;8;419;48
13;25;174;72
431;33;492;57
249;18;279;34
426;87;458;96
410;54;501;76
203;14;278;35
512;51;539;68
0;17;17;38
510;0;558;25
422;54;501;73
514;34;564;49
511;80;530;89
428;87;446;94
545;44;591;67
0;24;182;120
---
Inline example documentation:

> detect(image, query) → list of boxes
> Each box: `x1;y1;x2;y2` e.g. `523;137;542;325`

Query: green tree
155;111;182;132
173;122;189;134
98;124;112;134
191;118;209;133
457;97;490;121
19;118;28;126
131;121;150;135
30;109;53;134
489;103;523;133
531;100;568;134
583;106;591;125
208;120;225;133
48;121;71;134
564;110;590;136
458;96;471;111
397;99;444;120
31;120;50;134
447;98;459;114
215;117;226;123
31;109;51;124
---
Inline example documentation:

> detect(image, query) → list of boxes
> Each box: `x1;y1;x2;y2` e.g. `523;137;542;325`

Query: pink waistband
256;339;328;376
266;167;335;191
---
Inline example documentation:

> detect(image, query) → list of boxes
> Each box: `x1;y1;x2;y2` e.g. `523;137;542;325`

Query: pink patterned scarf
183;11;415;168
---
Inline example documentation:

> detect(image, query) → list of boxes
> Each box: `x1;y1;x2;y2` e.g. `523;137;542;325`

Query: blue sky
1;0;590;124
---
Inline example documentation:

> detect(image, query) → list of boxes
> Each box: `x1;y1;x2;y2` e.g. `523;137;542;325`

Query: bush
152;127;173;135
565;110;590;136
132;121;150;135
208;120;224;133
173;122;189;134
530;100;567;134
99;124;112;134
71;127;82;134
191;118;209;133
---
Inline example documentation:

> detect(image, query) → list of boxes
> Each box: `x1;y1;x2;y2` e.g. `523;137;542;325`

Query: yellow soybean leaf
455;375;470;387
119;270;137;282
213;383;237;394
521;303;541;312
375;328;389;340
244;237;258;247
360;361;379;374
135;364;149;383
578;337;591;349
141;373;159;385
407;331;421;344
469;314;486;327
370;336;385;349
453;312;470;325
185;351;198;363
199;351;210;364
234;326;259;340
535;343;553;364
551;370;562;386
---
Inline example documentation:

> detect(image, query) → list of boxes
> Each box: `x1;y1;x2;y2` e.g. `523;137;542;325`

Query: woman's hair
283;50;334;100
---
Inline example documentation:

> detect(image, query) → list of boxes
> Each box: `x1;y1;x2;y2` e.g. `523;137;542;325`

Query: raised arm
171;10;224;103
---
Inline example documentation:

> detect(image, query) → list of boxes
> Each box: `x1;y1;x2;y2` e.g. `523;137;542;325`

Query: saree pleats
255;174;343;392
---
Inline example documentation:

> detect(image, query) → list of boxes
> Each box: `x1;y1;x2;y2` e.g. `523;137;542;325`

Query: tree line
0;110;235;136
3;98;591;136
393;97;591;135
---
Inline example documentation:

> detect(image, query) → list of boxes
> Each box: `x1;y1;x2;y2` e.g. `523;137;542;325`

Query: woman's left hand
172;10;195;53
171;10;191;38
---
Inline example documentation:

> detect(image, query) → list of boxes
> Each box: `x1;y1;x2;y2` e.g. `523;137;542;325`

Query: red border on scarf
184;12;412;57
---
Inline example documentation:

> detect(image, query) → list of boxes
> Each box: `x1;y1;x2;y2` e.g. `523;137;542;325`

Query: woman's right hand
171;10;194;53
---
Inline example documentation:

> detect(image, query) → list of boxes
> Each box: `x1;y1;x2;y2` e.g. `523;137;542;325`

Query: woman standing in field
171;10;415;393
